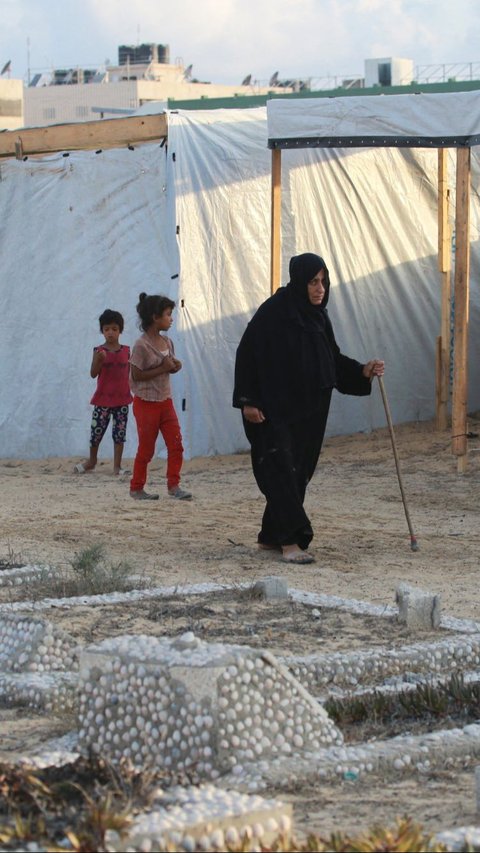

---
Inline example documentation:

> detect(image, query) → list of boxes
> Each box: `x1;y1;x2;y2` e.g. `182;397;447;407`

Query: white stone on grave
105;784;292;852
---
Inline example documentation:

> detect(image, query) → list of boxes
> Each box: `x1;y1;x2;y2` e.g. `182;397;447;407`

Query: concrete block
78;632;342;776
395;583;441;630
252;576;288;602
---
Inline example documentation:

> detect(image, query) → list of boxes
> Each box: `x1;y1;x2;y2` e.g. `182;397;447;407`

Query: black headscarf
285;253;337;401
287;253;330;313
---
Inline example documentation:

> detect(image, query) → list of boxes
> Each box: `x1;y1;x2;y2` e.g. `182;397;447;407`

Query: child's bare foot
113;468;129;476
74;461;95;474
281;544;315;564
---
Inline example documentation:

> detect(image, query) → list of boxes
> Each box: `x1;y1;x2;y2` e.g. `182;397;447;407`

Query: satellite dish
241;74;252;86
184;63;193;80
1;60;12;76
269;71;279;87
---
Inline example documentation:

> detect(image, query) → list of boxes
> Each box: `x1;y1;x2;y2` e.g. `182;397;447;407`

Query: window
75;106;89;117
43;107;56;119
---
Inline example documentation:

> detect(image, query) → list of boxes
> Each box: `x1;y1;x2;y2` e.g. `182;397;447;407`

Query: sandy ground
2;414;480;615
1;415;480;839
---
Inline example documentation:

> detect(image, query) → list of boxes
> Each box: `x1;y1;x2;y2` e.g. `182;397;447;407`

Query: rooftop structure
2;52;480;131
18;42;294;129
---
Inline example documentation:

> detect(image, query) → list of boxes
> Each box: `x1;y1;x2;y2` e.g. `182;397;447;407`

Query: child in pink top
129;293;191;501
74;309;132;476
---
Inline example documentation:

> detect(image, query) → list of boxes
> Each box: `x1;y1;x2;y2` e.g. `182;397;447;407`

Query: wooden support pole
270;148;282;294
435;148;452;431
451;147;471;472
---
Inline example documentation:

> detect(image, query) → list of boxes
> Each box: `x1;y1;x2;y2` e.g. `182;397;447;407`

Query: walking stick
377;375;419;552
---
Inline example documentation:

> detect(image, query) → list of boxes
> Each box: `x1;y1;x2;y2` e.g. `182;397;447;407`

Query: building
0;78;23;129
22;43;294;128
364;57;414;88
5;50;480;131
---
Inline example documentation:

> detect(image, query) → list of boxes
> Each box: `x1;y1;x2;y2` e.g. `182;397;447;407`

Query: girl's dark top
233;252;371;424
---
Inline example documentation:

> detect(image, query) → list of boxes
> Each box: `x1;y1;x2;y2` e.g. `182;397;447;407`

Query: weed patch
0;544;25;571
2;545;147;601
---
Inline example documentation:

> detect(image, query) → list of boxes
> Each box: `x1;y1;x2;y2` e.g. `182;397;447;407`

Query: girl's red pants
130;396;184;492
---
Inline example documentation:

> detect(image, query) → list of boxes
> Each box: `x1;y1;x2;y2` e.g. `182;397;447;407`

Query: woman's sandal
280;551;315;565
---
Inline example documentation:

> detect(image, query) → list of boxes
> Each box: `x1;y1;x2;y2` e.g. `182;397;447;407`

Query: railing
21;60;480;91
413;62;480;83
258;61;480;92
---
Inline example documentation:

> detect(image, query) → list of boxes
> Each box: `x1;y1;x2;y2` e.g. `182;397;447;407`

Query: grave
77;632;342;776
2;572;480;848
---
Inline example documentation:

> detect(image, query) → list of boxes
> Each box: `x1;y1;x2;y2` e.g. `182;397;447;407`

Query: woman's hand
243;405;266;424
363;359;385;380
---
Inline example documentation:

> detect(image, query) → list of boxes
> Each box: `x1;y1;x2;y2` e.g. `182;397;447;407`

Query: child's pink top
90;345;133;407
129;333;174;402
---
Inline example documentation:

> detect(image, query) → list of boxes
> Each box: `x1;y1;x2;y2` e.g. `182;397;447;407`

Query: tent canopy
267;89;480;470
267;91;480;149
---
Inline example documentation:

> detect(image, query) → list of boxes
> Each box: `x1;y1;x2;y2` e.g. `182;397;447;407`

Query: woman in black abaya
233;252;384;564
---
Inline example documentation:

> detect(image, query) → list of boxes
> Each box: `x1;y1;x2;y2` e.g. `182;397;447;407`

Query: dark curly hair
136;293;175;331
98;309;124;332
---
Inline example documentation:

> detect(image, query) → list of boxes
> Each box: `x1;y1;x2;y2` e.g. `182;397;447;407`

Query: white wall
0;78;23;130
24;78;287;128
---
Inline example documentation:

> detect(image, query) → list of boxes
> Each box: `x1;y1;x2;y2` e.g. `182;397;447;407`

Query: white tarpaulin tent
0;105;479;460
267;91;480;468
267;91;480;149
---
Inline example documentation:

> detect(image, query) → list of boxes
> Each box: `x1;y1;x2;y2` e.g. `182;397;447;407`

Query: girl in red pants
129;293;192;501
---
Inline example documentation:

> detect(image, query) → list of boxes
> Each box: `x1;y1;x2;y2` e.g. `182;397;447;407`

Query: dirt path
1;416;480;839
